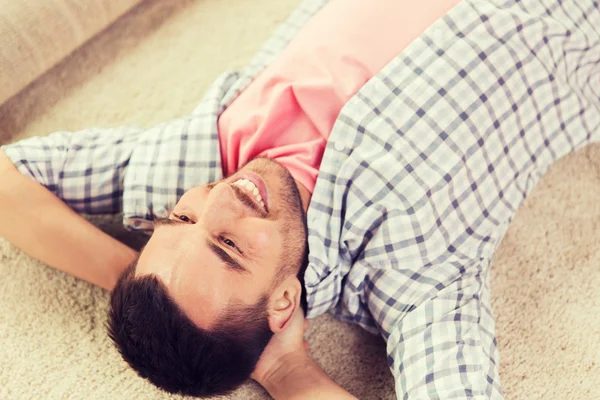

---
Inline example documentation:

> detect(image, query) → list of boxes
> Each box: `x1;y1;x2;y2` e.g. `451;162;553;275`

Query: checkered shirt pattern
3;0;600;398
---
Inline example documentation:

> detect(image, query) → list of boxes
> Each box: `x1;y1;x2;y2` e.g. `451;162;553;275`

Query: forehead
135;227;230;328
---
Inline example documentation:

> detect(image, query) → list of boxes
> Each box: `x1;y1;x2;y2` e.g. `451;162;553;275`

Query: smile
233;178;266;211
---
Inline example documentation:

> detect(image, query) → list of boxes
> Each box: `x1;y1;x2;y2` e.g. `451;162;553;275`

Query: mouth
230;171;269;213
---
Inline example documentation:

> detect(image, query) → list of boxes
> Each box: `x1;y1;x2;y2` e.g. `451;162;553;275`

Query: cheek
248;223;284;260
254;230;271;249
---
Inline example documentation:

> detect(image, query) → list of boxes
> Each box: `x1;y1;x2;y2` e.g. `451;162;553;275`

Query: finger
304;319;310;330
303;340;309;351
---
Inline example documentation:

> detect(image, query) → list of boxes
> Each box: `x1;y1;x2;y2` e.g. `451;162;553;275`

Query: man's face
135;158;307;328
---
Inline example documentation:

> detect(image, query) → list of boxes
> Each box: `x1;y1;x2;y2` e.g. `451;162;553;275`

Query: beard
240;157;309;279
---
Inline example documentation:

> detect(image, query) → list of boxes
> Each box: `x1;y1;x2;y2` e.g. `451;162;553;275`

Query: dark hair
107;264;273;397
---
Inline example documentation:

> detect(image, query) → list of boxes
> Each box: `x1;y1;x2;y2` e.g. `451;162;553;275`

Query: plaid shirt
3;0;600;398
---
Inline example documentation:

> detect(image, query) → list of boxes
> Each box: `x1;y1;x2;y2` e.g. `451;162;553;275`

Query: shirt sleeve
0;72;234;232
1;126;145;215
365;260;504;399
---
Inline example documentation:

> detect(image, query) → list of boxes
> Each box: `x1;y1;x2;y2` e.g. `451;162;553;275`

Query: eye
173;213;192;223
222;237;237;249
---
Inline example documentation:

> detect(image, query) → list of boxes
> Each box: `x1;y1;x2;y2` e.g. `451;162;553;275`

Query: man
1;0;599;398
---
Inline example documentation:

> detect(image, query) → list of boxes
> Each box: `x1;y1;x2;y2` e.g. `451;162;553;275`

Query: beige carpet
0;0;598;399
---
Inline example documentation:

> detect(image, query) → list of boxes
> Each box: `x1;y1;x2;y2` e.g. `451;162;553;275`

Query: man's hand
252;307;357;400
251;305;309;384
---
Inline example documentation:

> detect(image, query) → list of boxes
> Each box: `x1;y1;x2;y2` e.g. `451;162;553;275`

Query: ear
267;276;302;333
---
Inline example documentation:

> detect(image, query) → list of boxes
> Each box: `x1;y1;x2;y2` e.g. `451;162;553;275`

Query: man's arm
0;150;137;290
0;150;137;291
366;261;503;399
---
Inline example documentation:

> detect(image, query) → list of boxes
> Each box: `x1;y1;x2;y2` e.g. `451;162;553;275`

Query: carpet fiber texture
0;0;598;399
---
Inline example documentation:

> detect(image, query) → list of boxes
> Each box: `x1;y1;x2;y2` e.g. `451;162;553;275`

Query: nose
207;181;265;220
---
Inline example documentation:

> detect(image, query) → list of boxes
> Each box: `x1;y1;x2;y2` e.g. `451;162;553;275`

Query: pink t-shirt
218;0;458;193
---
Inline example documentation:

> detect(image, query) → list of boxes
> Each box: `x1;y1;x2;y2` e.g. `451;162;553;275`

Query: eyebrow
153;217;185;229
205;238;249;274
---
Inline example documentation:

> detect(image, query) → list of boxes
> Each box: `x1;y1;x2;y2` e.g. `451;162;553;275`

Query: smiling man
135;159;308;331
1;0;600;399
106;156;315;396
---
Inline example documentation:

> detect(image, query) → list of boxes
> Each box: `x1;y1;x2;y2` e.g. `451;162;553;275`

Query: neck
294;180;312;212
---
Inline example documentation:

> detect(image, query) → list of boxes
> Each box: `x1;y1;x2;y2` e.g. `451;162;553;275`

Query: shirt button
334;141;346;152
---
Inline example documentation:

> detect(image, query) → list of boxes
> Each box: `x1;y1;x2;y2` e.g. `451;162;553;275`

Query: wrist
260;352;356;400
257;349;312;390
260;351;357;400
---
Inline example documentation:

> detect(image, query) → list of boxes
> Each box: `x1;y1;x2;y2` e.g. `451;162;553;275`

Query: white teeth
233;178;266;211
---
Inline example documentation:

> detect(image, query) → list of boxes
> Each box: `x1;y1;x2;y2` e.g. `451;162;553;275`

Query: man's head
107;158;309;396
